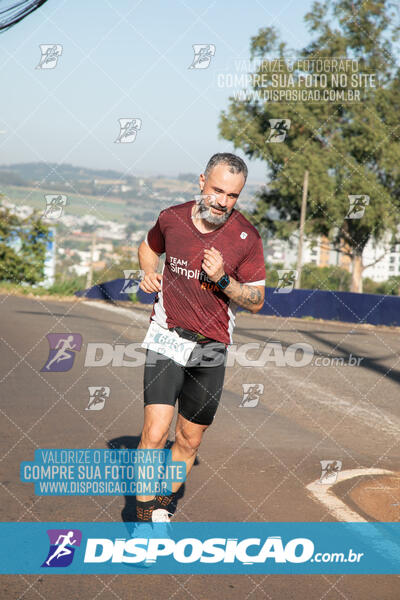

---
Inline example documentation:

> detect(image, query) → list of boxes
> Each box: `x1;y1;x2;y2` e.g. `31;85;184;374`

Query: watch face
218;275;230;289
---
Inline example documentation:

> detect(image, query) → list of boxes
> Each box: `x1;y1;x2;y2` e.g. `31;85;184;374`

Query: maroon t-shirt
146;200;266;345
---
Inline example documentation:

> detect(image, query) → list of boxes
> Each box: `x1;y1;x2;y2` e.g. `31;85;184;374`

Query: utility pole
52;226;57;286
294;169;309;289
86;231;96;289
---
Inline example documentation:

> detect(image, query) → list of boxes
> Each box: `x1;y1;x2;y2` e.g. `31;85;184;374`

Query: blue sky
0;0;315;182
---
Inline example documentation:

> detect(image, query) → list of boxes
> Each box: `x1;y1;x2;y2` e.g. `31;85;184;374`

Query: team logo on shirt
170;256;219;291
200;279;219;291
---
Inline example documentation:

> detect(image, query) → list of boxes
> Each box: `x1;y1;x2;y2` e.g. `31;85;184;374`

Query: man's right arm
138;239;163;293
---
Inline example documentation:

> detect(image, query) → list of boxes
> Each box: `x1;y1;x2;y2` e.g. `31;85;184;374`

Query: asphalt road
1;293;399;599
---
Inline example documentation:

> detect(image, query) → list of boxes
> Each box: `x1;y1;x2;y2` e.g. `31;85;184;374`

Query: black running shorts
143;341;227;426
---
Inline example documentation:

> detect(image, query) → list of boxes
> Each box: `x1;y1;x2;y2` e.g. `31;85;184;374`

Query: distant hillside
0;162;137;185
0;162;260;223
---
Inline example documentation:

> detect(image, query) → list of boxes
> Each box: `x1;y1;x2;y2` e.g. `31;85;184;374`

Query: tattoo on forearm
226;281;262;308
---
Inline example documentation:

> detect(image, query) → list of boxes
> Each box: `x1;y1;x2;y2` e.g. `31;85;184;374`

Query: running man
136;153;266;523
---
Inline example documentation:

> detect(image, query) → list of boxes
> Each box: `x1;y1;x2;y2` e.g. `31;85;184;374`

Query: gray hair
204;153;248;181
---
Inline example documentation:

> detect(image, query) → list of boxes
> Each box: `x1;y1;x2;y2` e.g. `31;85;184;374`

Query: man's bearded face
196;193;233;225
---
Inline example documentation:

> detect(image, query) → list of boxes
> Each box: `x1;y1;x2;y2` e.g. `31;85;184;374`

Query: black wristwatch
216;273;230;290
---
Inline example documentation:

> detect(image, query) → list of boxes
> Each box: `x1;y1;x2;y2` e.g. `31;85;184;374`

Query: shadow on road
236;325;400;386
304;329;400;386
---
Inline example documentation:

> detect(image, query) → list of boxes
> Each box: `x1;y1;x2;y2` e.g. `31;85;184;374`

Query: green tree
93;247;140;285
266;262;351;290
363;274;400;295
300;263;351;291
265;262;283;287
0;201;51;285
219;0;400;293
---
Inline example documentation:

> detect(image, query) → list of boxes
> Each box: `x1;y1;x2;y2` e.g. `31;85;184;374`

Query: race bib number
141;321;197;366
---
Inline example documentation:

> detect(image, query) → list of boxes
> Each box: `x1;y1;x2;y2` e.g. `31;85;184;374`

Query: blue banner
0;522;399;574
76;280;400;328
260;287;400;327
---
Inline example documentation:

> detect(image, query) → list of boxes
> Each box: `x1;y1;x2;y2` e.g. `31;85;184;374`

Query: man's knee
141;423;169;448
175;425;205;454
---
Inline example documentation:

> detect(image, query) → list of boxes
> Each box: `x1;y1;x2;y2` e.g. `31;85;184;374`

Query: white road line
82;300;150;324
306;468;394;522
308;468;400;567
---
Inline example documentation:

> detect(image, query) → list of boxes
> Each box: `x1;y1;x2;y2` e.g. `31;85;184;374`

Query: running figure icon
41;333;82;373
45;335;76;371
45;531;77;566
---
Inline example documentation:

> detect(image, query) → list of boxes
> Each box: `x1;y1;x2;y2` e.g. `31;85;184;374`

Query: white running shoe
152;508;172;522
152;508;173;540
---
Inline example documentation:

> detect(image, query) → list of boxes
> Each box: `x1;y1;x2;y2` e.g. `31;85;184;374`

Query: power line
0;0;50;33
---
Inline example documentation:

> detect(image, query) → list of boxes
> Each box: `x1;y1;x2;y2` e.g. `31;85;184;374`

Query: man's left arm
202;246;265;313
220;278;265;313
